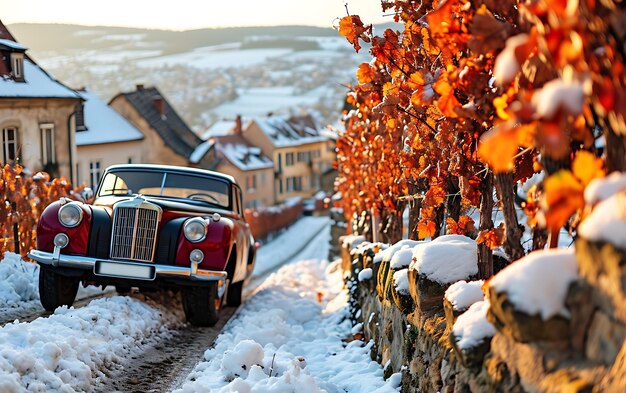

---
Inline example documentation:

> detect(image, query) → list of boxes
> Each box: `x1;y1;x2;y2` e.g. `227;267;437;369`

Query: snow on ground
253;216;330;278
489;248;578;319
0;294;182;392
137;47;292;69
175;258;399;392
175;217;398;392
0;253;113;314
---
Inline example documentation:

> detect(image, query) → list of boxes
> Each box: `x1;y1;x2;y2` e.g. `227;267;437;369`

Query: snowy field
0;216;398;392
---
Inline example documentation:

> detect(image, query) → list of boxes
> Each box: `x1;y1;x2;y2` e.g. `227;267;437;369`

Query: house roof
112;86;201;159
76;89;144;146
214;134;274;172
202;120;236;139
249;114;328;148
0;20;81;99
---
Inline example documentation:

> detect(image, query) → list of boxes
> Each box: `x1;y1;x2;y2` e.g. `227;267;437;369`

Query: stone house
109;85;214;169
75;89;144;189
0;20;84;182
242;114;334;203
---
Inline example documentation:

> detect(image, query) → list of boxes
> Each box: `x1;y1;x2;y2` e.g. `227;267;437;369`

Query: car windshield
97;170;231;208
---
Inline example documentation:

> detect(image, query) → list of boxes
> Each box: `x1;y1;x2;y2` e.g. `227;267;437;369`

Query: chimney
136;84;144;90
235;115;242;135
153;95;165;118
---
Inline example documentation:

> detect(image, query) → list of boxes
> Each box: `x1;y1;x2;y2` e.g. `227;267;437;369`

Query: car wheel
182;283;219;326
39;267;79;311
226;280;243;306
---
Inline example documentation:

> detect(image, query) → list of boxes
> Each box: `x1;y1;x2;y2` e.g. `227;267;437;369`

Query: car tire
182;283;219;326
226;280;243;306
39;267;79;312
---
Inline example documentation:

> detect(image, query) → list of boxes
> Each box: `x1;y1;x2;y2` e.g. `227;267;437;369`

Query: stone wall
341;237;626;393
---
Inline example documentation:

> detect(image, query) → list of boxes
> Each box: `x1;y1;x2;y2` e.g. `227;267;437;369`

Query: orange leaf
479;122;536;173
356;63;376;84
572;151;605;187
542;170;584;230
433;74;461;118
476;223;506;249
418;220;437;239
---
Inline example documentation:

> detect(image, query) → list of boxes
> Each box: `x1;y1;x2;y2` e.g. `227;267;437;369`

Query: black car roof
104;164;237;185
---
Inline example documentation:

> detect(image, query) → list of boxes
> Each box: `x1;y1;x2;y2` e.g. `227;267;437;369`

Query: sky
0;0;388;30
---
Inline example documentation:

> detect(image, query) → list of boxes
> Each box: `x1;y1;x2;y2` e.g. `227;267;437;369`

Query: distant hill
7;23;339;56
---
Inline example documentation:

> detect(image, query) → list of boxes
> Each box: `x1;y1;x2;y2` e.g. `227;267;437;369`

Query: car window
98;170;231;209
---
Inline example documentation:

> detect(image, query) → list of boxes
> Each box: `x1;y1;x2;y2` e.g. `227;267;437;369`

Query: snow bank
445;280;485;312
410;235;478;285
393;269;410;295
579;191;626;247
489;248;578;319
0;295;181;391
584;171;626;205
452;301;496;350
0;253;38;308
175;259;399;393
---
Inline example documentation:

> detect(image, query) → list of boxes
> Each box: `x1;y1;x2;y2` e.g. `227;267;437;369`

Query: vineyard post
11;200;19;255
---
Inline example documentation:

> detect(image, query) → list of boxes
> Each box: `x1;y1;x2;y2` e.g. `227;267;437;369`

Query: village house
0;21;84;182
109;85;214;168
75;89;144;189
242;114;333;203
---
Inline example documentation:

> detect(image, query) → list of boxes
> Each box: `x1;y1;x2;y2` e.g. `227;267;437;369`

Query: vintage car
28;164;256;326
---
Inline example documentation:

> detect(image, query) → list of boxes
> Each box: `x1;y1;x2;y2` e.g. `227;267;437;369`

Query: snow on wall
489;248;578;319
578;191;626;247
445;280;485;312
393;269;410;295
374;239;421;264
452;301;496;350
584;171;626;205
390;247;414;270
410;235;478;285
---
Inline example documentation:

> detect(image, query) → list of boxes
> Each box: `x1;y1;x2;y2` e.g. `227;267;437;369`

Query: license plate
95;261;155;280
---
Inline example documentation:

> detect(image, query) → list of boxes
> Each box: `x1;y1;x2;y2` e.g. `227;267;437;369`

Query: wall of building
216;162;274;208
109;97;188;167
0;98;79;179
75;140;143;188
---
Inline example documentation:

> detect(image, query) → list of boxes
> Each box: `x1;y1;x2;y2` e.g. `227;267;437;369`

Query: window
285;152;294;166
2;127;18;164
40;123;55;165
277;153;282;172
278;178;283;194
286;176;303;192
89;161;101;189
128;157;133;164
11;53;24;81
246;199;261;209
246;174;257;192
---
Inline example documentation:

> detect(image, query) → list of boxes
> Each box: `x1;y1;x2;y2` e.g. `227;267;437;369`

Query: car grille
110;198;162;262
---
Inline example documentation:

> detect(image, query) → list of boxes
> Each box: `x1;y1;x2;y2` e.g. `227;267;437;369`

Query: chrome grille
110;198;161;262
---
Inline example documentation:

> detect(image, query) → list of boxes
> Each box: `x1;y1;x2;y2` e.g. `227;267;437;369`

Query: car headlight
184;217;208;242
58;203;83;228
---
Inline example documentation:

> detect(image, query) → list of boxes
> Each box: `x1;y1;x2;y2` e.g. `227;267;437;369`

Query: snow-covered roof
250;115;328;148
215;135;273;172
189;140;215;164
76;90;143;146
0;38;26;51
202;120;236;139
0;59;81;99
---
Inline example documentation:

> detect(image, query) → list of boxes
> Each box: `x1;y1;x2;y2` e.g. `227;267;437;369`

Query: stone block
487;286;571;343
576;238;626;324
392;286;415;315
408;268;446;314
444;297;466;332
600;341;626;392
585;310;626;366
449;330;492;369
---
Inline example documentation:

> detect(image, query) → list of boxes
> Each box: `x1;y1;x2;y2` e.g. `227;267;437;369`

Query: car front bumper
27;249;227;283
